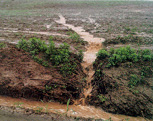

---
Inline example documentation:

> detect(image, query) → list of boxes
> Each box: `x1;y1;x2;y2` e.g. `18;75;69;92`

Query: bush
128;74;140;88
17;38;47;55
67;32;85;44
78;50;84;62
33;56;43;64
97;46;153;68
141;49;152;61
17;38;80;77
48;43;70;66
141;66;152;78
97;49;109;59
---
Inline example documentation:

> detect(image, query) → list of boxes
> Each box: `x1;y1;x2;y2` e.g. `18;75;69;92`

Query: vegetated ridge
89;46;153;118
0;38;85;104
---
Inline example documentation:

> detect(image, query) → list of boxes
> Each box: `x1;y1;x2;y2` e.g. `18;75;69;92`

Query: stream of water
0;14;148;121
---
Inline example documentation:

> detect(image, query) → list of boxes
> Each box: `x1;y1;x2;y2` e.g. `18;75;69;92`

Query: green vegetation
17;38;47;54
0;42;6;49
124;27;137;34
67;31;85;44
128;74;141;88
17;37;83;77
66;98;70;113
96;46;153;68
35;106;43;114
14;102;24;108
45;85;52;91
94;46;153;89
103;35;153;45
98;95;107;103
97;49;109;59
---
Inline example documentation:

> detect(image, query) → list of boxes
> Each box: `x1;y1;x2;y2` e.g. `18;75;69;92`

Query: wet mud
0;14;150;121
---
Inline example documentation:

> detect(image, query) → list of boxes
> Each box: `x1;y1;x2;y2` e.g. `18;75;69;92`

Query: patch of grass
124;27;137;34
67;32;85;44
145;29;153;34
105;117;113;121
66;98;70;113
14;102;24;108
0;42;6;49
35;106;43;114
103;35;152;45
98;95;107;103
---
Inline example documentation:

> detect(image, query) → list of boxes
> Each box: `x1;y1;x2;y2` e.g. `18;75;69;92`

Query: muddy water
0;29;68;37
55;15;105;104
0;15;148;121
0;96;146;121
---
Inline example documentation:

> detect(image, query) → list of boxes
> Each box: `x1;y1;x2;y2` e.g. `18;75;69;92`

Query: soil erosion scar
55;14;105;105
0;14;148;121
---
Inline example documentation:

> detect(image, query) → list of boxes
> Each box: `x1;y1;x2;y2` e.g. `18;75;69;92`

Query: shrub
78;50;84;62
128;74;140;88
141;49;152;61
17;38;47;55
68;32;80;41
68;32;85;43
97;46;153;68
48;43;70;66
60;62;77;76
97;49;109;59
33;56;43;64
141;66;152;78
17;38;79;77
107;46;138;67
42;61;49;67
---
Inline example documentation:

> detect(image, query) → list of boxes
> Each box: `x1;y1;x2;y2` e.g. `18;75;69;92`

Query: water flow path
0;14;148;121
55;14;105;105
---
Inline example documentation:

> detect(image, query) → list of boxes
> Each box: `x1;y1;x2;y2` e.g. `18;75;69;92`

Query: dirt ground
0;0;153;120
0;43;85;104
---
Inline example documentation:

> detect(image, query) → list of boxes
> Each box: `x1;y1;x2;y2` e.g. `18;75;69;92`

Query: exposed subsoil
0;43;85;104
0;1;153;120
88;53;153;119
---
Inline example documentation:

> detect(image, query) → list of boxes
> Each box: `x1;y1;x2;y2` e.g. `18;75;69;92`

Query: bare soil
0;0;153;120
89;53;153;119
0;43;85;104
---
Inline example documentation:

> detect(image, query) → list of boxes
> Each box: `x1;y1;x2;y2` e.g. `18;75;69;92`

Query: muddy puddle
0;96;147;121
0;14;148;121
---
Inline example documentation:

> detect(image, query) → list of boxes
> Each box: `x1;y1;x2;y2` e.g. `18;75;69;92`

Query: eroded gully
0;14;147;121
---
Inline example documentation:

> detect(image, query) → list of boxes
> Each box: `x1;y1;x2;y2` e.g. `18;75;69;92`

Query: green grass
103;35;152;45
0;42;6;49
66;98;70;113
35;106;43;114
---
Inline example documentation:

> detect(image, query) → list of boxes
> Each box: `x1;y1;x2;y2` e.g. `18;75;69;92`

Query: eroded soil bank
0;43;85;104
0;15;151;121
